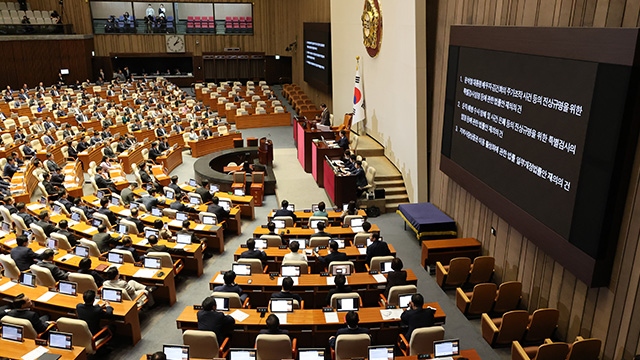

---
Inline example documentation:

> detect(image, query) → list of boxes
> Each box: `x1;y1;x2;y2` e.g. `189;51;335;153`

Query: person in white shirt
145;4;154;17
283;241;307;262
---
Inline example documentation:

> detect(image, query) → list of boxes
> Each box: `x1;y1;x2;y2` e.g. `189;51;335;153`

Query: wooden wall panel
428;1;640;359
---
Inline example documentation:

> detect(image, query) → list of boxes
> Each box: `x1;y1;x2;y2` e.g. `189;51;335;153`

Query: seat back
147;251;173;269
30;264;56;287
56;317;96;353
408;326;445;355
495;310;530;345
387;285;418;306
567;338;602;360
183;330;220;358
110;249;135;263
0;206;12;225
68;273;99;293
493;281;523;313
79;239;102;257
281;259;308;274
353;232;370;246
467;283;497;315
328;261;355;275
237;258;264;274
534;342;570;360
119;219;139;235
343;215;363;226
198;211;217;223
369;255;395;272
330;292;361;309
70;207;88;222
0;254;20;279
260;234;282;247
309;236;331;248
255;334;292;360
11;214;27;235
2;316;38;339
445;257;472;286
468;256;495;285
50;233;72;251
92;212;112;228
308;216;328;226
252;171;264;184
524;308;560;343
29;224;47;246
334;333;371;360
211;291;243;308
273;216;293;227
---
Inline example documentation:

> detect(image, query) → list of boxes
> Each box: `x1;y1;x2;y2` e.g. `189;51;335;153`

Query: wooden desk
0;338;87;360
166;131;186;148
421;238;482;269
61;161;83;198
180;183;256;220
156;147;183;174
132;128;155;143
36;142;65;164
176;303;443;348
232;111;291;129
9;163;37;204
324;157;357;207
252;224;380;240
312;140;344;187
398;350;480;360
295;120;335;173
0;277;142;344
78;144;105;170
118;142;151;174
267;209;367;225
209;270;417;309
188;132;242;158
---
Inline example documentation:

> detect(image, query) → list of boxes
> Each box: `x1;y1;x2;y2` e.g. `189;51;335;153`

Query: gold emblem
361;0;382;57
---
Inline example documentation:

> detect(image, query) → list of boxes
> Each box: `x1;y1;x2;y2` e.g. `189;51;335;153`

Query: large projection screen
440;27;640;287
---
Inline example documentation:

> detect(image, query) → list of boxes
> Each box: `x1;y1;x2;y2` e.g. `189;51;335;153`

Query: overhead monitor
303;22;332;93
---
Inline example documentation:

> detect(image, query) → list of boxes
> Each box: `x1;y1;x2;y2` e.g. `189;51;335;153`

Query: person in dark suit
154;123;167;138
400;294;435;339
56;220;77;247
35;210;59;236
200;125;213;138
325;274;353;306
337;130;350;150
139;188;164;211
120;183;137;205
177;221;200;244
37;249;69;281
168;175;183;197
76;290;113;336
8;294;52;334
240;239;267;263
95;167;118;194
320;104;331;126
125;207;145;233
260;314;290;337
97;198;118;226
170;194;197;214
206;197;229;221
42;173;64;200
270;277;302;303
10;235;40;272
172;122;184;133
197;296;235;341
195;180;214;204
384;258;408;297
310;221;331;238
58;191;73;213
115;236;140;262
365;233;391;265
351;161;368;197
274;200;297;223
67;141;78;159
15;203;35;227
116;137;129;153
146;235;185;256
148;142;162;163
92;225;118;253
328;311;369;348
315;240;349;265
3;196;17;214
78;257;105;287
158;136;170;152
3;157;20;179
213;270;248;302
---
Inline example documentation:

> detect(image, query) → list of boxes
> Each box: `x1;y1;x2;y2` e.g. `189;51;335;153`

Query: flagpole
354;56;365;136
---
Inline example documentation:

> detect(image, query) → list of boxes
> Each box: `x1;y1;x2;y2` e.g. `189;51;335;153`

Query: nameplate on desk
193;305;203;310
240;244;248;248
322;307;333;312
278;245;287;249
342;224;349;228
303;209;311;213
261;225;268;228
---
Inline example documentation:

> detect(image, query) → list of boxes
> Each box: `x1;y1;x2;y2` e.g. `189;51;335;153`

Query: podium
295;119;335;173
323;156;357;207
258;137;273;165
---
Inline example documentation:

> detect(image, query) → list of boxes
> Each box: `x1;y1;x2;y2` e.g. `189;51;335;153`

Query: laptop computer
96;190;104;199
202;215;216;225
298;348;324;360
232;263;251;276
19;272;36;287
336;297;359;312
117;223;128;235
91;218;103;227
145;227;159;238
46;238;57;250
144;257;162;269
163;344;189;360
1;323;23;342
433;339;460;358
343;203;349;211
52;204;62;215
398;293;415;309
58;280;77;296
70;212;81;222
188;179;197;187
107;252;124;264
101;288;123;302
48;331;73;350
380;261;393;274
350;217;364;229
368;345;394;360
229;348;257;360
311;204;319;212
254;238;267;249
165;190;175;200
281;265;301;277
269;298;294;313
210;184;220;193
189;196;201;205
75;245;89;258
219;199;232;211
151;207;163;217
234;188;245;196
331;264;352;276
287;204;295;212
111;197;119;206
130;202;139;209
309;219;325;229
176;212;188;221
214;297;230;311
272;219;286;229
39;196;47;205
289;238;306;249
176;233;191;245
333;239;346;249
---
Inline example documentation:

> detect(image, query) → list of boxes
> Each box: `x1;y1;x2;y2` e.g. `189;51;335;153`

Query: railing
0;23;73;35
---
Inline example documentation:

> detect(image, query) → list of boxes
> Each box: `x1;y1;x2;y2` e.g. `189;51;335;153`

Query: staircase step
357;148;385;157
376;180;405;188
385;194;409;202
383;187;407;196
375;174;403;181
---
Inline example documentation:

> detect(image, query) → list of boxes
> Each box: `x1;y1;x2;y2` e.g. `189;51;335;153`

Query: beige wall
428;1;640;359
331;0;427;202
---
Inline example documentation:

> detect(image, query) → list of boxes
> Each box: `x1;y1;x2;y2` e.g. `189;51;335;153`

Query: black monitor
20;272;36;287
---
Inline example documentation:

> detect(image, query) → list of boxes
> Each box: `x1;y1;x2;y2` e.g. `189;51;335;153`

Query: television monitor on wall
303;22;332;93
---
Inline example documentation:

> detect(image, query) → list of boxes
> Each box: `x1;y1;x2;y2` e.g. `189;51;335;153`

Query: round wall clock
166;34;186;53
361;0;382;57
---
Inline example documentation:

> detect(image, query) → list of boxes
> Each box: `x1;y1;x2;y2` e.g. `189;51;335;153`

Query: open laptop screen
49;331;73;350
101;288;122;302
434;339;460;358
331;264;351;276
272;219;286;229
368;345;394;360
289;238;306;249
163;344;189;360
232;263;251;276
269;298;294;313
107;252;123;264
214;297;230;311
350;217;364;227
336;297;359;312
75;245;89;258
281;265;301;277
398;293;415;309
20;272;36;287
229;348;256;360
309;219;325;229
254;239;267;249
380;261;393;274
58;280;77;296
202;215;216;225
1;323;23;342
176;233;191;245
144;257;162;269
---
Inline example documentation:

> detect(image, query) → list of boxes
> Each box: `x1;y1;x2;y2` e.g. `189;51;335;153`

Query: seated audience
212;270;248;303
8;294;54;334
400;294;436;339
239;238;267;263
384;258;408;297
315;240;348;265
197;296;235;341
270;277;302;303
78;257;105;287
283;241;307;263
328;311;369;349
260;314;290;336
365;233;390;265
76;290;113;336
37;249;68;281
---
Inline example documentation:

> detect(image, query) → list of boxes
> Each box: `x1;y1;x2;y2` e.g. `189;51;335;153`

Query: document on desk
277;277;299;286
58;254;75;262
137;239;149;246
379;308;403;320
230;309;250;322
324;312;339;323
173;243;187;249
0;281;17;291
213;274;224;284
5;239;16;246
168;220;182;227
351;226;364;233
36;291;57;302
194;224;206;231
133;269;158;278
21;345;49;360
358;247;367;255
274;313;287;324
85;226;98;234
35;248;46;255
372;274;387;283
119;209;132;217
26;204;45;211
